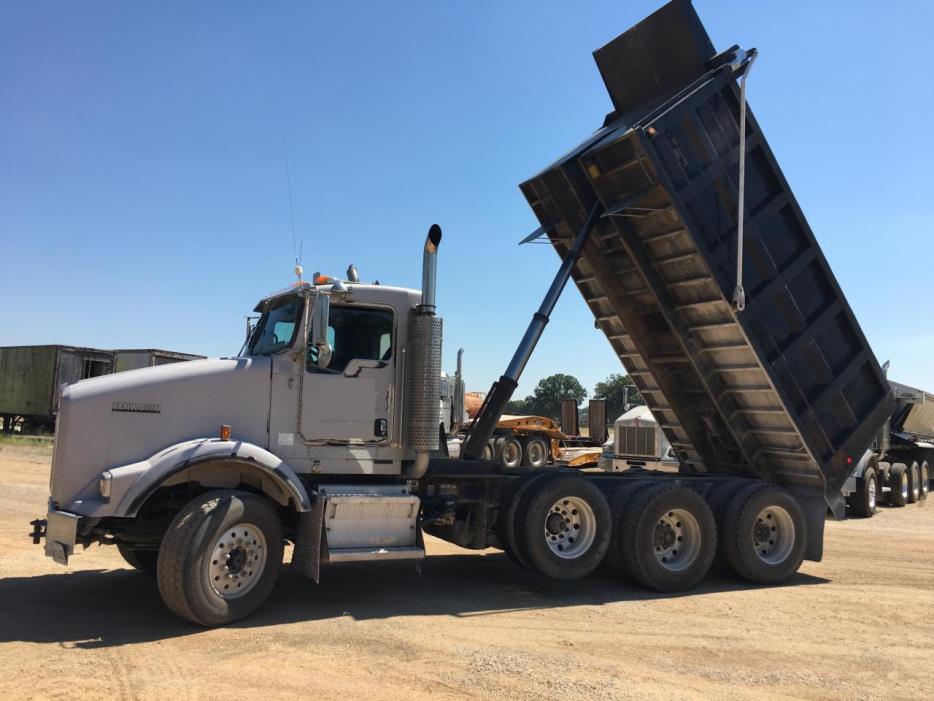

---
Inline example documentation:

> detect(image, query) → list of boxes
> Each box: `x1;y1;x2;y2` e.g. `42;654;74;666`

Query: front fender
65;439;312;518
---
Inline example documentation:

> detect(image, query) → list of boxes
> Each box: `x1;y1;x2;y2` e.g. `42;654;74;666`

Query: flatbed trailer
32;0;894;627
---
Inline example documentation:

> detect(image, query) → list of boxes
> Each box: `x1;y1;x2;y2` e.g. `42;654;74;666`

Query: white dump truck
31;0;895;626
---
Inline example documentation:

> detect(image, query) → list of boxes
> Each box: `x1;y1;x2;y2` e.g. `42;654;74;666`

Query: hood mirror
310;293;332;368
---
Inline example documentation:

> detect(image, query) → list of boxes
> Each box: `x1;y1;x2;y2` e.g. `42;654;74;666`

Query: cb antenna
283;136;303;283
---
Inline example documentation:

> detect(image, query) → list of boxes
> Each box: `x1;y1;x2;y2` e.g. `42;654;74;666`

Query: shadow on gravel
0;552;829;648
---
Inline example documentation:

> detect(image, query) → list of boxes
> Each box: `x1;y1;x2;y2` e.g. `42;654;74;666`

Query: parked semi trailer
0;345;115;433
843;378;932;516
114;349;205;373
31;0;892;626
1;345;204;434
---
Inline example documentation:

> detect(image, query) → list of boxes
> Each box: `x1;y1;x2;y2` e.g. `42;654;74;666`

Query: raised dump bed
520;0;892;515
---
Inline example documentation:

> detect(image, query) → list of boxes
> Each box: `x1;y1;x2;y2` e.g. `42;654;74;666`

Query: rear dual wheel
500;474;611;580
608;483;717;592
920;461;930;501
718;484;806;584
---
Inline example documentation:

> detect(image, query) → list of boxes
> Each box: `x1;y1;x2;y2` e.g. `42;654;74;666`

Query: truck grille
617;426;657;458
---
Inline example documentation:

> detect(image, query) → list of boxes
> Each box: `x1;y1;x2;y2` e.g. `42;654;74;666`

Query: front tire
157;490;283;626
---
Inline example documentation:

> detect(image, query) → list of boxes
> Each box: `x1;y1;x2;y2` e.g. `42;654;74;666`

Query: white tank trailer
32;1;894;625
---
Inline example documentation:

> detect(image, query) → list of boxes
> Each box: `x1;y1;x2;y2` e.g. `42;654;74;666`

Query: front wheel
157;490;283;626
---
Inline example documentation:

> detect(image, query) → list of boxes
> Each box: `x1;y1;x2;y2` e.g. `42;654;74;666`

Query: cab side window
309;306;394;373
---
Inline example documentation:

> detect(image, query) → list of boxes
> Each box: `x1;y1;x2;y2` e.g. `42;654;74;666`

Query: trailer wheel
920;461;930;500
521;437;549;469
888;463;909;507
157;489;283;626
482;440;495;461
496;436;523;469
616;484;716;592
849;466;878;518
720;484;806;585
496;472;554;570
907;461;921;504
516;475;611;580
604;480;657;578
875;462;890;504
117;544;159;572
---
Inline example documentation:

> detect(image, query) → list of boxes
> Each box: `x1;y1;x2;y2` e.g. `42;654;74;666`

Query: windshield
245;295;303;356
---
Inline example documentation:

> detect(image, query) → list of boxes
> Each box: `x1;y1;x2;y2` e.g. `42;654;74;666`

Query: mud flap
798;493;826;562
291;496;325;582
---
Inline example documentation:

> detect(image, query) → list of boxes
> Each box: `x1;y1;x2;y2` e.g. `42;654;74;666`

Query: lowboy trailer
32;0;892;626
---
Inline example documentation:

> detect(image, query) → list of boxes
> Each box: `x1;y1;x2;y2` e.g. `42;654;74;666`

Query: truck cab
37;229;445;625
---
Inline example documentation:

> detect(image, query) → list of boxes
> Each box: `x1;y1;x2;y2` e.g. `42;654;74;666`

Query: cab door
299;304;395;443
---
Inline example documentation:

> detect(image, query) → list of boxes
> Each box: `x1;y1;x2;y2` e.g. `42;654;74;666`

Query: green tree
524;373;587;420
505;398;530;415
594;373;643;421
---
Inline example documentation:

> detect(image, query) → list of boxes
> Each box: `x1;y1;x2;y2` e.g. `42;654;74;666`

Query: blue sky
2;1;932;399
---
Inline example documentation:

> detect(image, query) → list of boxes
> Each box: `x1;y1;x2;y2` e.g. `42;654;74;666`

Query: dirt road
1;441;931;700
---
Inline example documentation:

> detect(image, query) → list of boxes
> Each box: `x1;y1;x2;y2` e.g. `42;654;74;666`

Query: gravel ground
1;443;931;700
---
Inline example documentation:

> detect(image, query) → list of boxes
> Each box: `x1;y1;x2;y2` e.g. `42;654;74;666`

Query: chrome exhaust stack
419;224;442;313
405;224;443;478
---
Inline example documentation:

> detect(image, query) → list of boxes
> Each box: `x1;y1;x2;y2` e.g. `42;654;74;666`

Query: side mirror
310;294;332;368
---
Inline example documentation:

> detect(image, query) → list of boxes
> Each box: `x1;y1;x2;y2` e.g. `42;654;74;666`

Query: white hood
51;357;271;507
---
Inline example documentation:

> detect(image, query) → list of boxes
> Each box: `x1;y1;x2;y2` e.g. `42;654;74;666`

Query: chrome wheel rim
868;478;877;510
752;506;795;566
502;441;521;468
544;496;596;559
653;508;701;572
207;523;267;599
527;441;546;467
901;473;909;499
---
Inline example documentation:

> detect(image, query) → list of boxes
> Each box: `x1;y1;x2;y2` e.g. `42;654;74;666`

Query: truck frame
31;0;893;626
